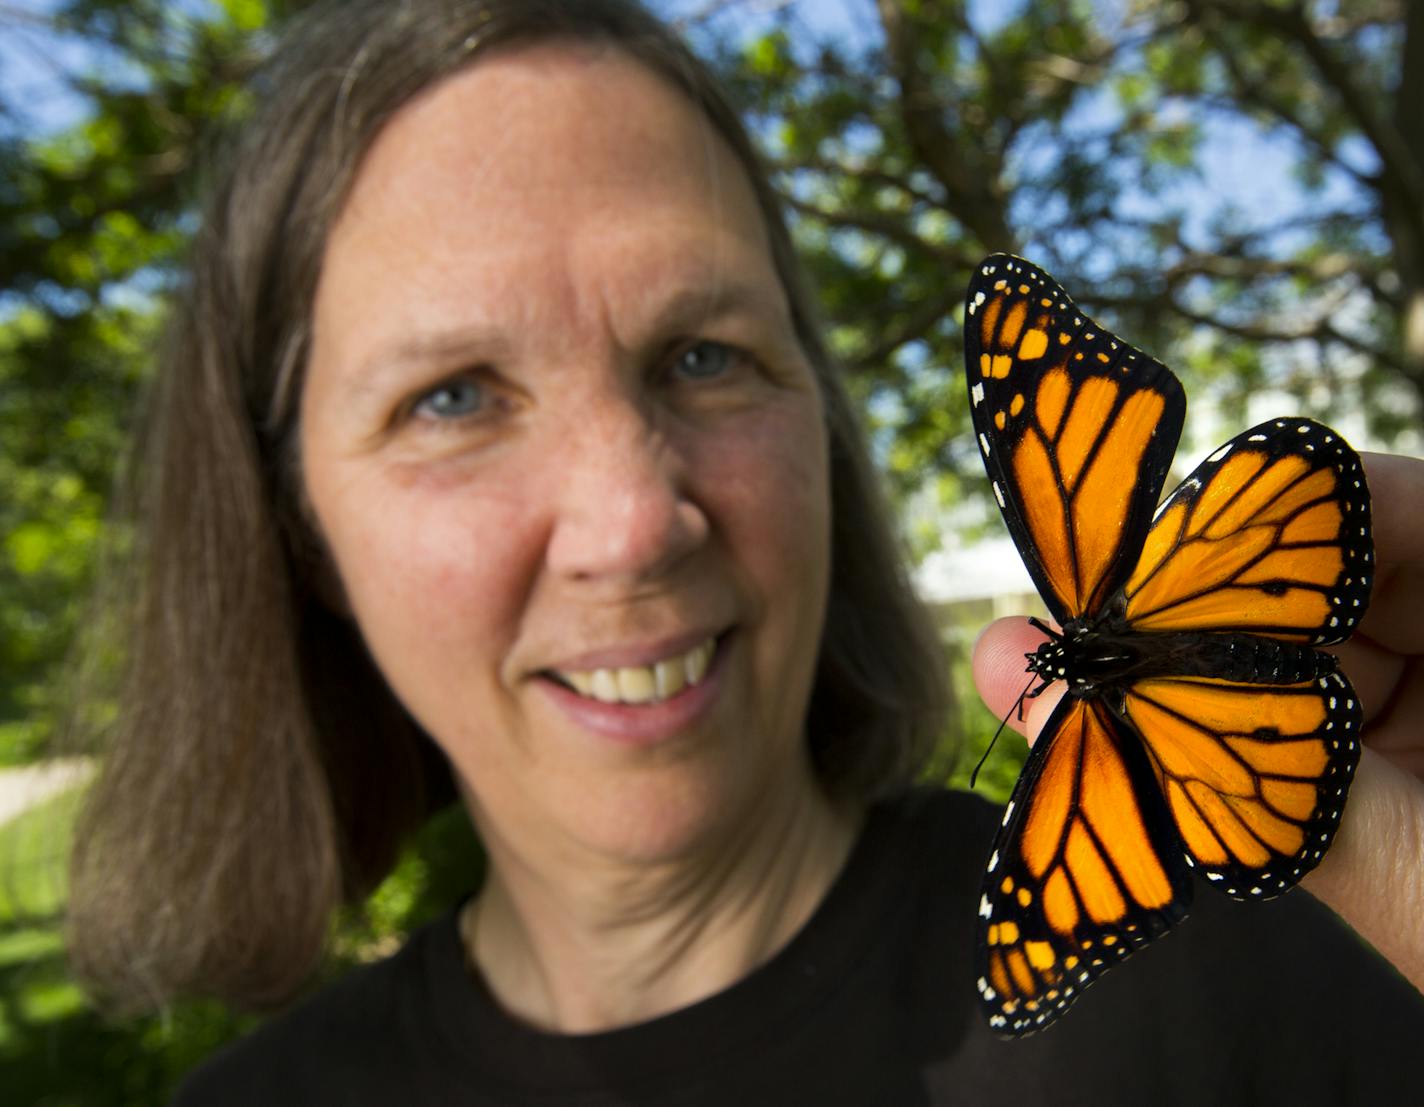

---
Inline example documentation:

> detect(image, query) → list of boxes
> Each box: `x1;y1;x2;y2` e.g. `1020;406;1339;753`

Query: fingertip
970;616;1052;723
1022;682;1065;747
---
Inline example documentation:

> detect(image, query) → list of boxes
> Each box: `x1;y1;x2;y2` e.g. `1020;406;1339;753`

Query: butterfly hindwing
1123;417;1373;643
1120;671;1363;898
965;254;1186;623
977;694;1192;1035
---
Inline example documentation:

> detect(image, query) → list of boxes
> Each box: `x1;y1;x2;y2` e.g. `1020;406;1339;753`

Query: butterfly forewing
1124;418;1373;643
1119;671;1362;898
965;254;1186;623
977;695;1192;1035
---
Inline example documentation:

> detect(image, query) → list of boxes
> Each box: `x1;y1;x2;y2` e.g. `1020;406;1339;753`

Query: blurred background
2;0;1420;1100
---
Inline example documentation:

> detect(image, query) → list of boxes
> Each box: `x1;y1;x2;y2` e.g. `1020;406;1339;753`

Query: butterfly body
1028;620;1341;695
964;254;1372;1036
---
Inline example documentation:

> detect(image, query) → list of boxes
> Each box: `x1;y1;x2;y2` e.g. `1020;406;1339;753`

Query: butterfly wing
1114;416;1371;893
976;694;1192;1036
965;254;1186;623
1123;418;1373;643
1120;671;1362;896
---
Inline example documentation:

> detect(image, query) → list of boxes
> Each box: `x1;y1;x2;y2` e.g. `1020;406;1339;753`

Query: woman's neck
461;780;861;1034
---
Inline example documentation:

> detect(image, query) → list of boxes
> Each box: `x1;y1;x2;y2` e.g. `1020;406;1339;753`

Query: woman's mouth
547;634;719;706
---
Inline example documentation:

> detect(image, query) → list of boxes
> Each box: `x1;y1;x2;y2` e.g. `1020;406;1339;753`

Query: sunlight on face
300;43;832;865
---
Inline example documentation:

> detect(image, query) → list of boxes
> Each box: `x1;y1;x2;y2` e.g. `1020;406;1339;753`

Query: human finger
1353;452;1424;656
970;616;1064;745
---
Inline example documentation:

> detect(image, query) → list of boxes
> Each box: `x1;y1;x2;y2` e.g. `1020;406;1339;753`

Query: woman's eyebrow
349;327;511;397
643;275;791;336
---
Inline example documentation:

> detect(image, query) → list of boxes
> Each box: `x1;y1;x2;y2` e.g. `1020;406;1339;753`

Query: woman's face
300;44;832;865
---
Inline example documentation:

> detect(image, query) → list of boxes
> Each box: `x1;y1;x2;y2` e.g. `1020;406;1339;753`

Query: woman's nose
544;404;710;585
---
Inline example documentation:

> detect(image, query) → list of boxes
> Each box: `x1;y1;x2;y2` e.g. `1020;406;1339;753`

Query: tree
691;0;1421;529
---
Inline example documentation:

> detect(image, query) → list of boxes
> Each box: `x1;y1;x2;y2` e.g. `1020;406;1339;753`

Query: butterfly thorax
1028;617;1338;699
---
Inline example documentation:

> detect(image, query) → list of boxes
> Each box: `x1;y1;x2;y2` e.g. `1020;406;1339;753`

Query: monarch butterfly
965;254;1373;1036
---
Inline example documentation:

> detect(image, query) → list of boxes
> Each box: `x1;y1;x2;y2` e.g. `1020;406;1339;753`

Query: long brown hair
67;0;950;1013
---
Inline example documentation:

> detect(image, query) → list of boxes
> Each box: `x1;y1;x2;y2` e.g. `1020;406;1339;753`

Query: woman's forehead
330;41;767;246
311;40;783;369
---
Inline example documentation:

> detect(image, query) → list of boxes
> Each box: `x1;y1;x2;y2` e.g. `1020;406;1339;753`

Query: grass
0;784;87;1062
0;785;81;923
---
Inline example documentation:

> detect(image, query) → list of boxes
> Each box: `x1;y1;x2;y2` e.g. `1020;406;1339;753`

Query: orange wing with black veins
966;255;1186;623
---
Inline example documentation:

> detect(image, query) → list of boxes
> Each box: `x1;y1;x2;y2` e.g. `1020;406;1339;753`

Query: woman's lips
537;632;730;745
550;634;717;705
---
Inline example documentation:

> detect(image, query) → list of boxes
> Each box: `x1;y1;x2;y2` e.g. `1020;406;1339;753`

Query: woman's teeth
558;636;716;705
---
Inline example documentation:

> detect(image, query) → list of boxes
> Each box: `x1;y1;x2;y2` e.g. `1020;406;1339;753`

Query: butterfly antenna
969;674;1039;790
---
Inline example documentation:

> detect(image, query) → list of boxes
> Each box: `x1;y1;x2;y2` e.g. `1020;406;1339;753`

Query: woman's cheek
332;468;539;671
712;404;830;560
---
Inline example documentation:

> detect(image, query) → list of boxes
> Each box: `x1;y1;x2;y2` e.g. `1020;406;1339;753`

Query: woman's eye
412;377;485;421
672;341;738;381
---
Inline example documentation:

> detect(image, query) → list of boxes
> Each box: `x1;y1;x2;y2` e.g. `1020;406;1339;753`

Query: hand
970;451;1424;991
1303;451;1424;989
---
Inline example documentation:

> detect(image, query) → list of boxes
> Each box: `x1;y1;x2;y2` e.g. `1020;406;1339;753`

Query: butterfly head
1025;638;1071;697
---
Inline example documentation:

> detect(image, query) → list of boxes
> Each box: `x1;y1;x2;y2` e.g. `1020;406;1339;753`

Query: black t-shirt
174;788;1424;1105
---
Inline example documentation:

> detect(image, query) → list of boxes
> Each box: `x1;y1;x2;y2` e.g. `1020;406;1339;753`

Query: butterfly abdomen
1033;624;1336;692
1160;632;1337;685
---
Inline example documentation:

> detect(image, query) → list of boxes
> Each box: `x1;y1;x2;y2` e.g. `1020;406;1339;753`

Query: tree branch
771;155;950;212
1187;0;1424;231
846;286;965;376
1094;286;1412;381
780;192;962;263
875;0;1016;253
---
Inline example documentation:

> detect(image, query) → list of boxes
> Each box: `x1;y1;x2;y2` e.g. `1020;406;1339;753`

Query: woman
65;0;1424;1102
